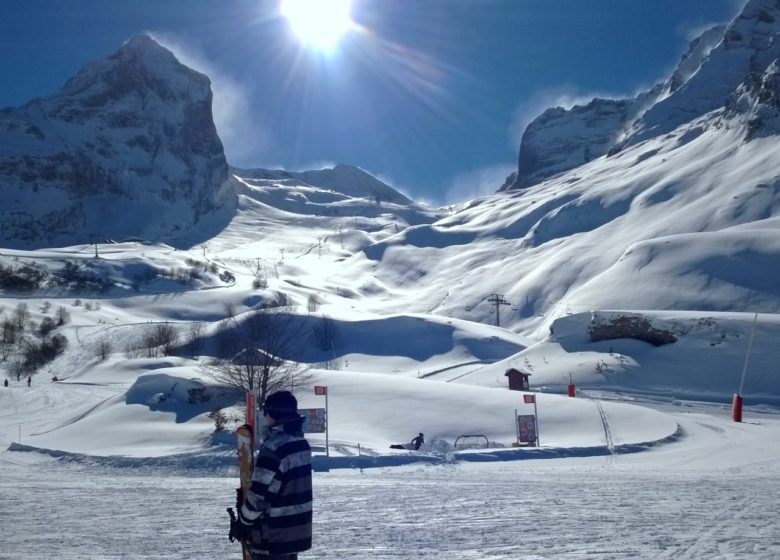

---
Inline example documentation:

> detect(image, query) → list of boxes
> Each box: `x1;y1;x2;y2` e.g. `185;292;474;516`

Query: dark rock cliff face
0;34;235;248
509;96;653;190
502;0;780;192
589;313;677;347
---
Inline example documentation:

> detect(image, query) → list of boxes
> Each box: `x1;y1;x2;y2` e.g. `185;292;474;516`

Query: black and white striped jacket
240;417;313;555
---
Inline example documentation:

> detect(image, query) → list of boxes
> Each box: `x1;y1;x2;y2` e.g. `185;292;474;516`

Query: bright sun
280;0;354;51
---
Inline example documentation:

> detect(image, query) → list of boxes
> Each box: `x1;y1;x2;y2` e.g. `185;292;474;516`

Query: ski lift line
444;361;497;382
417;360;488;380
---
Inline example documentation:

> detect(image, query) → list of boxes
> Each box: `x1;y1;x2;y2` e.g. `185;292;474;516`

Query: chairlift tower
486;293;510;327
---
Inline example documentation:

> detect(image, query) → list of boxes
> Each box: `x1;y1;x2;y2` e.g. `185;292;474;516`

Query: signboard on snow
517;414;537;444
300;408;327;433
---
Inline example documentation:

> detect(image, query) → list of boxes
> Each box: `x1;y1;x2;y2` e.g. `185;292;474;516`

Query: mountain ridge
232;163;415;206
504;0;780;191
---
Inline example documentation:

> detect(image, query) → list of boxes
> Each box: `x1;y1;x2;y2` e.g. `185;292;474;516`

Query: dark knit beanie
262;390;298;420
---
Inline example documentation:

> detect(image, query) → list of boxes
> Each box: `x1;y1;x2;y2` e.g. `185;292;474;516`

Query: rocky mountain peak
63;35;208;104
667;25;726;94
620;0;780;147
503;0;780;191
0;34;234;249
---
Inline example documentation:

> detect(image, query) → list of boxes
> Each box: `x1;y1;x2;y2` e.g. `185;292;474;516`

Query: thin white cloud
369;171;421;205
443;163;516;205
147;32;270;166
288;160;340;172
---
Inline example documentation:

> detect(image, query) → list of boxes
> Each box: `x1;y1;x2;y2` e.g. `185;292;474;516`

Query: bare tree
141;329;160;358
186;322;206;358
55;306;71;326
12;303;29;331
312;314;339;353
140;322;179;357
95;338;113;361
123;339;142;360
20;334;68;374
0;312;21;362
38;317;57;338
207;408;228;431
211;305;311;403
155;322;179;356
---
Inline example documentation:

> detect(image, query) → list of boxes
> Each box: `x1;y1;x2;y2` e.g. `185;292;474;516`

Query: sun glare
281;0;354;51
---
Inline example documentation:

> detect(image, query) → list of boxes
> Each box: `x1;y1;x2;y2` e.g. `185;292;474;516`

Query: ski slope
2;400;778;559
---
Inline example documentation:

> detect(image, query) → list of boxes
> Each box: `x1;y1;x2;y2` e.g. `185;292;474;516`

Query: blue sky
0;0;743;204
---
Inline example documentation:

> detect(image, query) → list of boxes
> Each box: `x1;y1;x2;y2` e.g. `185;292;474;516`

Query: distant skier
3;379;8;387
411;433;425;450
27;376;31;387
229;390;313;559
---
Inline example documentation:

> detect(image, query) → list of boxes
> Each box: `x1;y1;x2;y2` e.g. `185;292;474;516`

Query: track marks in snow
2;457;779;558
595;399;615;452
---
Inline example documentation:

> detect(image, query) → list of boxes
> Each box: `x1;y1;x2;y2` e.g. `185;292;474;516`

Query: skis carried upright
228;391;256;560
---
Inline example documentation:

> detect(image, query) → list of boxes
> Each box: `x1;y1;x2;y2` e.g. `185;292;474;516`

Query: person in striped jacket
234;390;313;559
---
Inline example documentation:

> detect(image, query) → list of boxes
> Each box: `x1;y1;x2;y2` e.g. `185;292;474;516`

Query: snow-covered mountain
3;7;780;557
0;34;236;248
1;0;779;419
234;164;415;206
505;0;780;189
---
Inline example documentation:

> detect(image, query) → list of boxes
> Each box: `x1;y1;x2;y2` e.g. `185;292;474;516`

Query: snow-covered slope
0;34;236;249
349;118;780;336
235;164;415;206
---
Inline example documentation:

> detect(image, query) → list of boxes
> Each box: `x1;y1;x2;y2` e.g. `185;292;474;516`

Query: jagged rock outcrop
503;0;780;191
0;34;236;248
620;0;780;148
728;58;780;138
589;313;677;347
508;95;657;190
